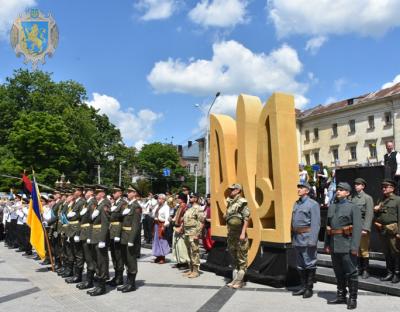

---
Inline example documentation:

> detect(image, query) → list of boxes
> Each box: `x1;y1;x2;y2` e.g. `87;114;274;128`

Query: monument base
200;239;299;288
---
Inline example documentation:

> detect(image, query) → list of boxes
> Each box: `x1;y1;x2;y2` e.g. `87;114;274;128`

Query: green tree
136;142;187;193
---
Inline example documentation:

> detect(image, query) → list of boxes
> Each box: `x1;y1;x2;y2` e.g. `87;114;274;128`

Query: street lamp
205;92;221;195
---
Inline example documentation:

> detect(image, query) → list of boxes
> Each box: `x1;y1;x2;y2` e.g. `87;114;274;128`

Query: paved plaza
0;242;399;312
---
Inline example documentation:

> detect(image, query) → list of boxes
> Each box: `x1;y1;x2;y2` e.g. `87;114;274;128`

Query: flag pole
33;171;55;272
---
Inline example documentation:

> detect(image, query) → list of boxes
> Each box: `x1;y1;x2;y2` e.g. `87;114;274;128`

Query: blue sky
1;0;400;148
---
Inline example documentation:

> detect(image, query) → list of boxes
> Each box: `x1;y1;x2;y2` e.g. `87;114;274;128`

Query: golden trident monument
209;92;299;266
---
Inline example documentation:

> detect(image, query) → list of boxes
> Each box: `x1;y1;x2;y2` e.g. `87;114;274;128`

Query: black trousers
92;244;109;280
72;240;84;270
331;252;358;282
82;241;96;272
110;239;124;272
121;244;138;274
16;224;24;249
22;224;32;252
143;215;153;243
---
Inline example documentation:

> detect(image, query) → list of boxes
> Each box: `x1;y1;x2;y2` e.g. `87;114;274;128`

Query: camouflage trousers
227;228;249;272
184;235;200;268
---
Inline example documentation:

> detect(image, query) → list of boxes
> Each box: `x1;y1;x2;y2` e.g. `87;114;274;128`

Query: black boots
302;269;315;298
292;270;306;296
117;273;137;293
66;267;82;284
61;264;73;278
77;270;94;290
380;271;394;281
361;258;369;279
106;271;124;286
88;279;106;296
347;279;358;310
328;279;347;304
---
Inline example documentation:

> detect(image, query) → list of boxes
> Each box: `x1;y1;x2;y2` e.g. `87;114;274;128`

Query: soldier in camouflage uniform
76;185;97;290
224;183;250;289
117;186;142;292
107;185;127;287
87;185;111;296
182;193;204;278
66;186;86;284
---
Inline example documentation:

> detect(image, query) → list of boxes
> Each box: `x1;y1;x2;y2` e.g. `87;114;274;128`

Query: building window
384;112;392;126
369;143;377;158
314;151;319;163
350;146;357;160
332;123;338;137
305;154;310;165
349;119;356;134
332;148;339;162
313;128;319;140
305;130;310;142
368;115;375;130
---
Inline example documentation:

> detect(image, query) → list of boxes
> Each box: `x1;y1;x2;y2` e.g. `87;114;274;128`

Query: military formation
1;174;400;307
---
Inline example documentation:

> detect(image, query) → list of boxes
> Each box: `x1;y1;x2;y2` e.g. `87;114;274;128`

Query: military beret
337;182;352;192
354;178;367;186
297;181;311;189
381;179;396;187
228;183;242;190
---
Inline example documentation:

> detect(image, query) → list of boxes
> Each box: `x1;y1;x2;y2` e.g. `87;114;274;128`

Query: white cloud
305;36;327;54
188;0;249;28
148;40;308;108
324;96;338;105
0;0;36;40
334;78;347;93
268;0;400;38
87;93;162;147
134;0;177;21
382;74;400;89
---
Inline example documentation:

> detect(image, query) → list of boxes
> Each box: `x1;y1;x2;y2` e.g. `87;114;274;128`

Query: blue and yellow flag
26;179;46;259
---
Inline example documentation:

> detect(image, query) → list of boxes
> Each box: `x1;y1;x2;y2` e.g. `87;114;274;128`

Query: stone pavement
1;242;400;312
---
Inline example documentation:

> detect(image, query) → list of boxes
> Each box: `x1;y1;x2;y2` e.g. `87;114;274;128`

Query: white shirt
143;198;157;215
153;202;170;226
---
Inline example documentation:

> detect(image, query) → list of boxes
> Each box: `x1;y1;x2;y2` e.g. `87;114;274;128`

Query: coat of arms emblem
10;9;59;69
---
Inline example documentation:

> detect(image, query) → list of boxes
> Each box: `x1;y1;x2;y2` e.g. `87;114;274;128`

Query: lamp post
194;164;198;193
205;92;221;195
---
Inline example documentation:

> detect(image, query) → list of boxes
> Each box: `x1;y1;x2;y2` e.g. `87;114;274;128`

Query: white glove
53;231;58;238
98;241;106;248
67;211;76;218
122;208;130;215
91;209;100;219
80;208;87;216
74;236;80;242
128;242;134;247
66;237;70;242
111;205;117;212
42;221;48;227
114;237;120;242
86;238;91;244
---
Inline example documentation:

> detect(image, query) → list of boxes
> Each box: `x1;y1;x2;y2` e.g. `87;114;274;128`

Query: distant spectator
299;164;309;184
383;141;400;194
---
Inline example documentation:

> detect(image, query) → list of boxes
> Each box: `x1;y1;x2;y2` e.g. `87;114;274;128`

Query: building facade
297;83;400;168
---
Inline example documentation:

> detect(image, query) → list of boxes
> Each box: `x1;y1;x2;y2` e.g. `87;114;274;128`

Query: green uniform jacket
224;195;250;231
375;194;400;235
48;199;63;228
324;198;362;253
183;203;204;236
59;202;71;235
351;191;374;232
121;200;141;253
66;197;86;238
109;198;127;239
79;197;97;241
91;198;111;244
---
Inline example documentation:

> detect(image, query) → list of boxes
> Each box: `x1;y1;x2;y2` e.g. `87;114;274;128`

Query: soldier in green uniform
47;190;64;270
118;185;142;292
87;185;111;296
59;190;75;278
374;179;400;283
182;193;204;278
324;182;362;310
351;178;374;279
76;185;97;290
66;186;86;284
107;185;127;287
55;189;69;275
224;183;250;289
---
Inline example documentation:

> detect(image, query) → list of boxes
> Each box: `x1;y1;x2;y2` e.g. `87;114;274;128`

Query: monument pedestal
201;238;299;288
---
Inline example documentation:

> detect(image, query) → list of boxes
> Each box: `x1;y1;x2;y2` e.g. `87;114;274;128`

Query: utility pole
97;165;101;184
194;164;198;193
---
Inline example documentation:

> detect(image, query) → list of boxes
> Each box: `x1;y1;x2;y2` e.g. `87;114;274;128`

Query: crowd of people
0;184;216;296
